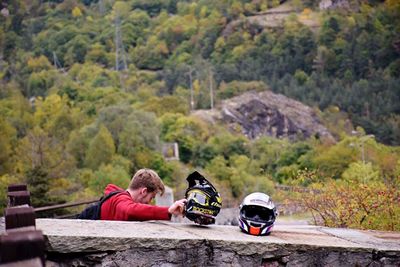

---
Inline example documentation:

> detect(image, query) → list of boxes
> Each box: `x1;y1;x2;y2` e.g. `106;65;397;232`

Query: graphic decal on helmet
184;171;222;225
238;192;278;236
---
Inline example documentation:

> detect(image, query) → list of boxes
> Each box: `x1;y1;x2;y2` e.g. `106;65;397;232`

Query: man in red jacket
101;168;186;221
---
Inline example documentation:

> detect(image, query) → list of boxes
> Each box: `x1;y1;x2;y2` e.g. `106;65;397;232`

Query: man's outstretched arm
168;199;187;216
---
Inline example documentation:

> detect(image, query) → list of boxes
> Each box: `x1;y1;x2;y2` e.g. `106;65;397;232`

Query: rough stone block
35;219;400;266
5;207;36;230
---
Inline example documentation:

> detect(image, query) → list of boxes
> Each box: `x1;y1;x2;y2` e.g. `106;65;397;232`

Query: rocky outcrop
193;91;335;142
319;0;350;10
222;3;319;35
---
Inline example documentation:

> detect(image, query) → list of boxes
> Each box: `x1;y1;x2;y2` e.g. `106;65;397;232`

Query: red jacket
100;184;171;221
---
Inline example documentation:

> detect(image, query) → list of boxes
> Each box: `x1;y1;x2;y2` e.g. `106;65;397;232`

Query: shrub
300;180;400;231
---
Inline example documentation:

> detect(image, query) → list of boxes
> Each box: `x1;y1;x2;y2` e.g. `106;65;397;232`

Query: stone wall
30;219;400;267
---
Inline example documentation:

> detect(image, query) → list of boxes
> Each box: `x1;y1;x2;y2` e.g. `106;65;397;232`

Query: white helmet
238;192;278;236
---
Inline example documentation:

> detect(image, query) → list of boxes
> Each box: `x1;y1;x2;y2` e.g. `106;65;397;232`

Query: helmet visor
242;205;275;223
187;190;209;205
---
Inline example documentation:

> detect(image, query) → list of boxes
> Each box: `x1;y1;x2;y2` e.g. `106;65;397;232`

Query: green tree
67;124;98;168
0;89;34;138
294;69;309;85
126;10;151;45
27;70;58;97
0;118;17;175
89;164;130;194
118;110;160;158
162;115;211;163
26;166;51;207
27;56;52;72
342;161;380;184
205;155;232;181
276;142;311;168
131;0;176;16
0;174;21;215
84;125;115;170
131;36;169;70
85;43;111;67
228;155;255;198
16;126;76;178
208;132;249;159
192;143;217;168
139;95;189;116
96;104;134;147
217;80;267;100
64;35;90;65
319;16;340;46
313;138;358;179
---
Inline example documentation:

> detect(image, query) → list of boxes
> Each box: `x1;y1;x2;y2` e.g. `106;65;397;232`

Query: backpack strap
97;190;126;219
99;190;126;205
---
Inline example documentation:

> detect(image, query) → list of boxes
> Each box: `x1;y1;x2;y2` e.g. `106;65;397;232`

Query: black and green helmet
184;171;222;225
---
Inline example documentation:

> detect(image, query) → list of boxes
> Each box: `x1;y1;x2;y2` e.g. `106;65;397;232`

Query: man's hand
168;199;187;216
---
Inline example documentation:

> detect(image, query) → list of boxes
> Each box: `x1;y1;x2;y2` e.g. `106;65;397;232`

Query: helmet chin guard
184;171;222;225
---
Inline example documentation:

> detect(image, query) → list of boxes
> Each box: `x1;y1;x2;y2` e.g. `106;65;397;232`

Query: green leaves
342;161;380;184
84;125;115;170
160;114;211;163
89;164;130;194
0;118;17;175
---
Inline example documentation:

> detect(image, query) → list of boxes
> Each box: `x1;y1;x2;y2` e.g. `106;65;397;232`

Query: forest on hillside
0;0;399;230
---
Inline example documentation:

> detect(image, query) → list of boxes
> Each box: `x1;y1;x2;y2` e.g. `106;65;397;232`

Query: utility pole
208;68;214;109
52;51;58;68
187;66;195;110
52;51;66;74
114;16;127;72
351;130;375;164
99;0;105;15
360;134;374;164
114;14;128;91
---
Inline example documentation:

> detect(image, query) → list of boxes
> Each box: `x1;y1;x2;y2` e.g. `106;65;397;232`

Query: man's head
128;169;165;204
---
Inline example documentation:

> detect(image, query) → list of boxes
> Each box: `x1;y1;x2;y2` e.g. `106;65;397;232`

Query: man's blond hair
129;169;165;195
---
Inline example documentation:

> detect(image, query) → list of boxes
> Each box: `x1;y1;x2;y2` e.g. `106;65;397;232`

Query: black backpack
77;190;124;220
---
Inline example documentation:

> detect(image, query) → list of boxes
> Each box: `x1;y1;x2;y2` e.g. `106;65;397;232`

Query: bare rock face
319;0;350;10
194;91;334;142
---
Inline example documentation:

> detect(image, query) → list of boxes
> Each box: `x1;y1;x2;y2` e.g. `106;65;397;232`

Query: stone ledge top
34;219;400;254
